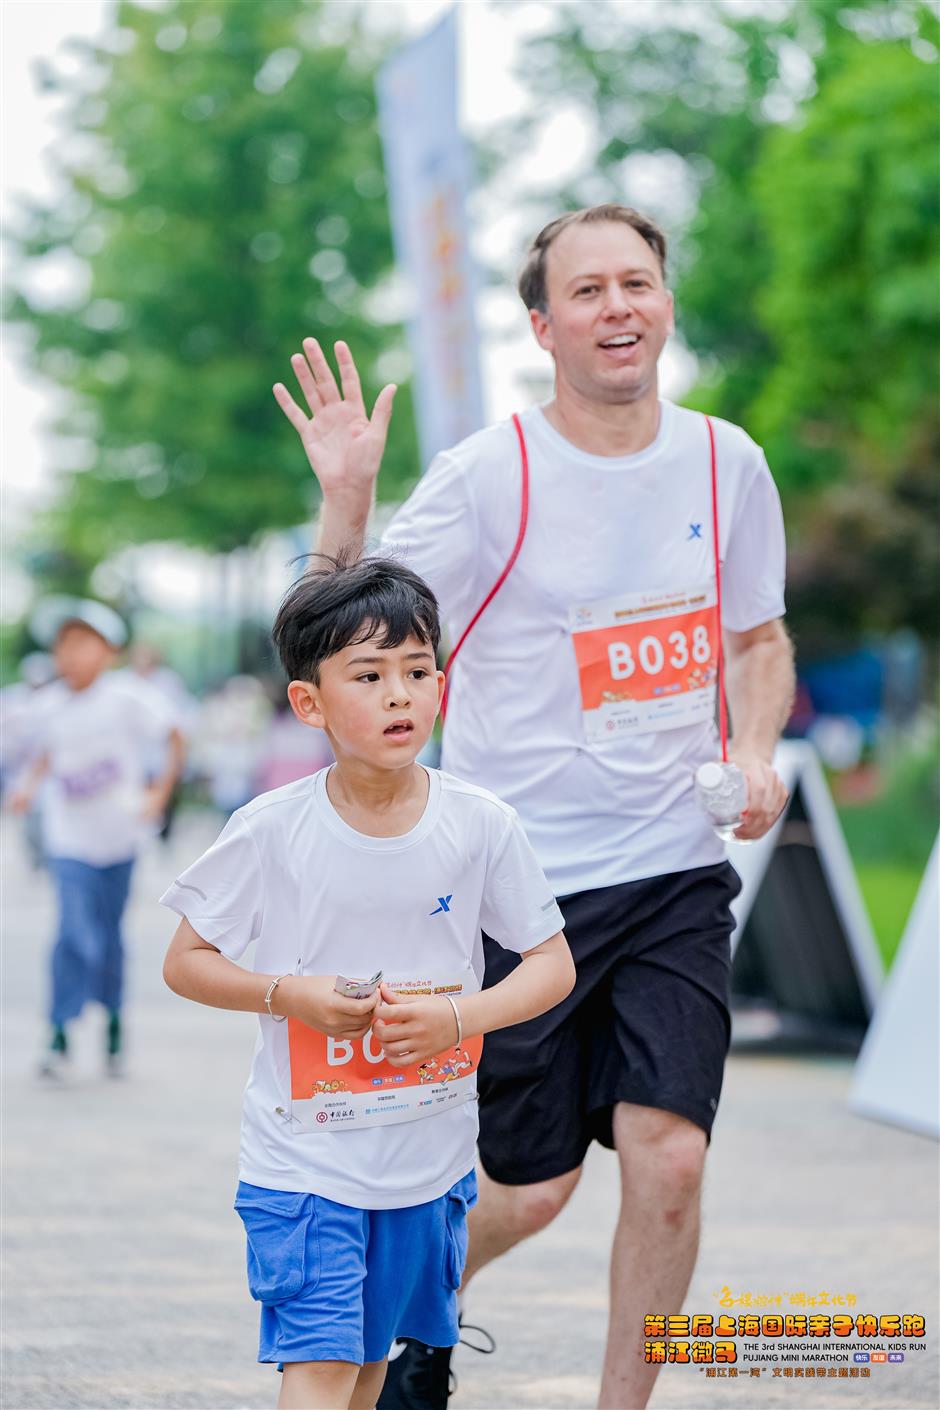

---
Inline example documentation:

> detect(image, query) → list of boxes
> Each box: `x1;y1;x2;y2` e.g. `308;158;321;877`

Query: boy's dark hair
518;204;668;313
272;554;441;684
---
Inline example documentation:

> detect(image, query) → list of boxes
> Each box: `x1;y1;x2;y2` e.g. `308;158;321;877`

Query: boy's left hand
373;984;459;1067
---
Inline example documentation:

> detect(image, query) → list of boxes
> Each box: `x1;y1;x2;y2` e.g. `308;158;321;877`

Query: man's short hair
272;554;441;685
518;204;668;313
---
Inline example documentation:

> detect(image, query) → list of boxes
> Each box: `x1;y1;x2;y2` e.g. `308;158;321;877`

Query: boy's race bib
287;972;482;1133
569;582;719;743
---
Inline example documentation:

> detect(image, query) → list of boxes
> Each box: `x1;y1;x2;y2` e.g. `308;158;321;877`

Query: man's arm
724;617;795;840
273;338;397;560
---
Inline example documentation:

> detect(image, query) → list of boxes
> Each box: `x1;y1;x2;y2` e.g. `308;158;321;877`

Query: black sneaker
378;1340;453;1410
378;1320;495;1410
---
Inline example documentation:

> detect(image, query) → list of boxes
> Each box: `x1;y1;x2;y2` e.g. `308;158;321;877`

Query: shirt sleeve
381;450;480;625
721;454;787;632
479;810;565;954
159;812;264;961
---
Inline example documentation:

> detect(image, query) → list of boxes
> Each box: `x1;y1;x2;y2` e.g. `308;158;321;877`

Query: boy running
161;556;573;1410
12;598;184;1075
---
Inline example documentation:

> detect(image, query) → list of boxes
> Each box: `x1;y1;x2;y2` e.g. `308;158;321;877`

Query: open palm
273;338;396;497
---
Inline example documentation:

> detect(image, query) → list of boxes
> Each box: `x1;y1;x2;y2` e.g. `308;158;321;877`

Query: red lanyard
442;411;725;757
704;414;728;762
441;413;529;720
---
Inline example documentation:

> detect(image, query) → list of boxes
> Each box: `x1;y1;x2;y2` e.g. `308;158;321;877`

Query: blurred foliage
519;0;940;652
838;727;938;869
852;859;928;967
5;0;417;585
838;726;938;965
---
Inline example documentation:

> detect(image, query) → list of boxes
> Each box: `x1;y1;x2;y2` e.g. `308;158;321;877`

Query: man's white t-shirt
159;767;564;1209
32;673;175;866
383;400;787;895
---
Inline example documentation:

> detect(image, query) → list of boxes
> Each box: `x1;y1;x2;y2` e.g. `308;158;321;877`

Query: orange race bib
569;582;719;742
287;972;482;1133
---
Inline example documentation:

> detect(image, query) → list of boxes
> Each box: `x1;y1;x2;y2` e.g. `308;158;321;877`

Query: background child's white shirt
382;400;788;894
159;767;564;1209
32;673;175;866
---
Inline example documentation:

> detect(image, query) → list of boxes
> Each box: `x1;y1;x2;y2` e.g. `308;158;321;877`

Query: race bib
569;582;719;742
287;972;482;1133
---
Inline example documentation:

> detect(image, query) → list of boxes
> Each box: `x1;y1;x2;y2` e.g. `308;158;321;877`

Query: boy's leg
48;857;100;1029
94;858;134;1017
349;1359;388;1409
279;1359;360;1410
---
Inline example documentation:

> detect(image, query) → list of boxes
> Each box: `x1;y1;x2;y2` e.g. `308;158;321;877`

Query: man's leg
461;1161;582;1288
598;1103;707;1410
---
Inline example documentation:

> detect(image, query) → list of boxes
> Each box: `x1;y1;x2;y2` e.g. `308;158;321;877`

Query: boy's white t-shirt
31;672;175;866
159;767;564;1210
382;400;787;894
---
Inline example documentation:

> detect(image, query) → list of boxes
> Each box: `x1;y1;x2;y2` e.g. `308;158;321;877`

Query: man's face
53;623;117;690
287;631;444;773
530;221;675;405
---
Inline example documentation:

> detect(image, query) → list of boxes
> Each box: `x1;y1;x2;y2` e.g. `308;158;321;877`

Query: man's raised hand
273;338;396;500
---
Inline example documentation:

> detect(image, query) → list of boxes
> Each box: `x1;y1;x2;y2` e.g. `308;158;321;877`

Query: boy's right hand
273;338;396;502
274;974;380;1039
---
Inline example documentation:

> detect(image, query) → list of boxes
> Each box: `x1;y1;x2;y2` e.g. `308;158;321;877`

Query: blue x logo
430;895;453;916
688;523;703;540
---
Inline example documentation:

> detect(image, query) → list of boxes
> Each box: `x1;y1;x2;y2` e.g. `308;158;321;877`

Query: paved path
2;816;937;1410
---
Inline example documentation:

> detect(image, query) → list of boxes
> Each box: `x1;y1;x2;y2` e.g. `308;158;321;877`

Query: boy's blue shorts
234;1169;477;1366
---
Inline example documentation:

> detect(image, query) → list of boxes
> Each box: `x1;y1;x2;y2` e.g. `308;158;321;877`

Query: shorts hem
593;1091;718;1144
260;1344;363;1365
477;1144;589;1188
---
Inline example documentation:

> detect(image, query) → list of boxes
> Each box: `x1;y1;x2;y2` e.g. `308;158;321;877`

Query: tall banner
376;9;485;466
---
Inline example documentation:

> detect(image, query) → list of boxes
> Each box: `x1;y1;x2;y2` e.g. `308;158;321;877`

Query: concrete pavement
2;815;937;1409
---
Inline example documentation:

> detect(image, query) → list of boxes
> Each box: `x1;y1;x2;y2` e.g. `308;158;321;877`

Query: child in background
161;557;574;1410
12;598;185;1075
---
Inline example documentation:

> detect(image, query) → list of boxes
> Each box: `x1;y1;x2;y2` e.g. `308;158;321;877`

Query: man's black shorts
477;861;742;1186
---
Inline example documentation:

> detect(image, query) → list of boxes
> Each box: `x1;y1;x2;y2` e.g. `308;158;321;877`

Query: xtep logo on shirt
429;895;453;916
687;522;703;540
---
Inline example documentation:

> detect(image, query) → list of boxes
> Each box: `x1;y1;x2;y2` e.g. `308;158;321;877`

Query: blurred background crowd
2;0;937;974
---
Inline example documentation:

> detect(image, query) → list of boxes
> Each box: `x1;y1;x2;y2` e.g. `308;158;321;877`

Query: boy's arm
373;931;575;1066
8;751;50;814
273;338;396;559
163;916;379;1039
142;726;186;823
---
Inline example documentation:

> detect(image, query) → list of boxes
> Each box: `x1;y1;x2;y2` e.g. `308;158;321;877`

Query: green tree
6;0;417;581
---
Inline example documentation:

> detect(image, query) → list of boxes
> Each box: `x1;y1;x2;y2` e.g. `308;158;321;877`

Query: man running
274;204;794;1410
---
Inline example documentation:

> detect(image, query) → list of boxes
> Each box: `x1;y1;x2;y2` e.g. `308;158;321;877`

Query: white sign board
849;836;939;1139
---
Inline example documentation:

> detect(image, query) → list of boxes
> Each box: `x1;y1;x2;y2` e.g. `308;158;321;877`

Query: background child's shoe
38;1025;68;1079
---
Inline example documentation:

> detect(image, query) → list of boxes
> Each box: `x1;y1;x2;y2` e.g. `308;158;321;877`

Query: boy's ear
287;679;325;730
435;668;446;717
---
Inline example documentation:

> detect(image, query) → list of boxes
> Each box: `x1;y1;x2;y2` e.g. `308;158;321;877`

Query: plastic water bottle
695;761;750;843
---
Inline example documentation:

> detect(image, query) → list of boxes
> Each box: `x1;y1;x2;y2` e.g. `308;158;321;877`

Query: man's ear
529;305;554;354
287;679;325;730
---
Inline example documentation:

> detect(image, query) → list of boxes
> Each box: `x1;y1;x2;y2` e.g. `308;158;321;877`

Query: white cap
696;762;725;790
30;596;128;650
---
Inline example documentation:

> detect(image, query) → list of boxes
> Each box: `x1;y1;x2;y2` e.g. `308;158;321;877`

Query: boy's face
53;622;118;690
288;631;444;772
